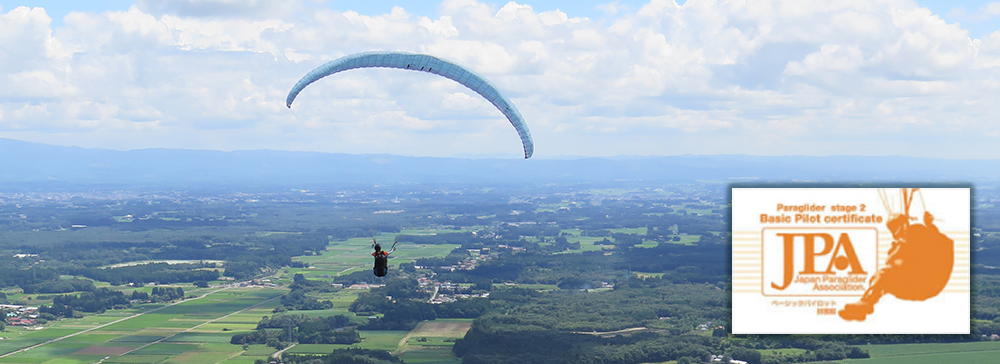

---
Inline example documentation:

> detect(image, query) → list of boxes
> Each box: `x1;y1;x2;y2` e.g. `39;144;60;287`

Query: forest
3;182;1000;364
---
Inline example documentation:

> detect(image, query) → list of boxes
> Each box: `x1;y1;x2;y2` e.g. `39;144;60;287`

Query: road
272;343;298;359
428;285;439;303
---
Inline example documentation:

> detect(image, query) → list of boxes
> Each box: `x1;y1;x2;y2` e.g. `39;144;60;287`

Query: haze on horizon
1;0;999;159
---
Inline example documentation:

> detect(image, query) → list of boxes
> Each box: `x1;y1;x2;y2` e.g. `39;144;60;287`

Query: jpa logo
762;228;877;297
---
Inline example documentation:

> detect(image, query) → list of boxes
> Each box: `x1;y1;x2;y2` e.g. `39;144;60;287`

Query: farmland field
0;231;485;363
392;319;473;364
0;231;487;363
0;287;285;364
840;341;1000;364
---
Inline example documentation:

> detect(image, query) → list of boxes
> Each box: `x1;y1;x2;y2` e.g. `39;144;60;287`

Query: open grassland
634;272;666;278
348;330;410;350
101;260;226;269
841;341;1000;364
317;290;360;306
0;287;284;364
862;341;1000;357
396;350;463;364
218;357;263;364
399;228;479;235
636;240;660;248
509;283;559;291
673;234;701;245
846;351;999;364
569;237;613;252
609;227;648;235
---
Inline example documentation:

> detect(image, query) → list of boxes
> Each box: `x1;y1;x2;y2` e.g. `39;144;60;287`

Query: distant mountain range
0;138;997;187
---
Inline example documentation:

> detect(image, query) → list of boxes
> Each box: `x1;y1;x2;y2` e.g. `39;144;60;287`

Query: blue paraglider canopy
286;51;533;159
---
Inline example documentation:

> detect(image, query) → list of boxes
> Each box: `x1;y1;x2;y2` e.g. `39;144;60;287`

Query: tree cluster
40;288;131;317
21;278;95;294
277;291;334;311
149;286;185;301
281;348;402;364
288;273;338;293
232;314;360;346
79;263;219;286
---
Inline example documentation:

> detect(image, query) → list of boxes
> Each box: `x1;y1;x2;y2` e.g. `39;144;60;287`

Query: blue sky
1;0;999;158
7;0;999;37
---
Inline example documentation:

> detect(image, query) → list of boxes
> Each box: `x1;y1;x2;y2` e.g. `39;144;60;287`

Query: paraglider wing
285;51;534;158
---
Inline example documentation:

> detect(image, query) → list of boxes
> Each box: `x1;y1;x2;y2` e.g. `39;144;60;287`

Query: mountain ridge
1;138;996;186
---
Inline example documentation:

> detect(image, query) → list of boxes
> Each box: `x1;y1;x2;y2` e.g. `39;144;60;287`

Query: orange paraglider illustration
838;188;954;321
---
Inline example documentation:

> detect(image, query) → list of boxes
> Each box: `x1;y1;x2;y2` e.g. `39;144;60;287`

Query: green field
634;272;666;278
842;341;1000;363
609;227;648;235
788;341;1000;364
570;236;614;252
290;232;460;280
394;319;472;363
555;227;692;254
0;287;285;364
279;234;479;360
848;351;999;364
0;230;478;364
509;283;559;291
396;350;463;364
286;330;409;354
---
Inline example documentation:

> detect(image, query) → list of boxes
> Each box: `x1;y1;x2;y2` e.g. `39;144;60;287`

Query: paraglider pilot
372;237;397;277
838;189;954;322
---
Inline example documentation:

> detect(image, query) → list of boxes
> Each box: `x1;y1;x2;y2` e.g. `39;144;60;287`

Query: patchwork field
1;232;477;364
0;287;285;364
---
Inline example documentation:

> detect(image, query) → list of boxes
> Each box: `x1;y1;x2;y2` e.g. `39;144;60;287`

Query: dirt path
272;343;298;359
572;327;649;336
428;285;440;303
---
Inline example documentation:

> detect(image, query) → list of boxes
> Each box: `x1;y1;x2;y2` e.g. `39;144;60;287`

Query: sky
1;0;999;159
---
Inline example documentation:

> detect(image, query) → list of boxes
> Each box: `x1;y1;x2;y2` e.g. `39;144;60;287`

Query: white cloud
954;2;1000;21
0;0;998;158
419;15;459;37
135;0;301;19
985;2;1000;18
595;1;625;17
